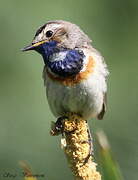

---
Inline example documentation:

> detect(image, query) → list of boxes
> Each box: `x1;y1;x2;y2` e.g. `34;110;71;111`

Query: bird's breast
46;54;95;86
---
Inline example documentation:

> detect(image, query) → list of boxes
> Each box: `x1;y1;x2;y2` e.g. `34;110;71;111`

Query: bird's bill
22;40;48;51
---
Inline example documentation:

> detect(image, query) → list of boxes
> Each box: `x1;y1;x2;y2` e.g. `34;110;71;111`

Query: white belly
45;73;106;120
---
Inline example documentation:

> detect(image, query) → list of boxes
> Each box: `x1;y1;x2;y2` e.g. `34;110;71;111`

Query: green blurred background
0;0;138;179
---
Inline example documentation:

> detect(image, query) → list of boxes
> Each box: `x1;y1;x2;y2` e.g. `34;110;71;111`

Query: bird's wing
97;92;107;120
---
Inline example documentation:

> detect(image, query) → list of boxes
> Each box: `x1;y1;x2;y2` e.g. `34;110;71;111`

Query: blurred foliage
0;0;138;180
20;161;37;180
96;131;124;180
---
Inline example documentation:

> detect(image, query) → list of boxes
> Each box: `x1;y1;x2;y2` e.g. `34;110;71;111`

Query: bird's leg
50;116;68;136
55;116;66;134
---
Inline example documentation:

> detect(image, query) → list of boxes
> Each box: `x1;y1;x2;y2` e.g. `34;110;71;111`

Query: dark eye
46;30;53;38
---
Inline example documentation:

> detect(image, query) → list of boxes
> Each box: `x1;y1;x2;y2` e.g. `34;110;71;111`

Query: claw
50;116;68;136
55;116;68;134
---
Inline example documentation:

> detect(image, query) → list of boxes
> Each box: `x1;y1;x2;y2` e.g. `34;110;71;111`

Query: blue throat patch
35;41;85;77
36;41;59;60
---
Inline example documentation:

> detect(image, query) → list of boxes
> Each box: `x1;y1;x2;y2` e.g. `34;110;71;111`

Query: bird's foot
50;116;68;136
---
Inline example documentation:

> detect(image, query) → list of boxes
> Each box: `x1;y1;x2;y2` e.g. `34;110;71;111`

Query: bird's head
22;20;92;77
22;20;91;53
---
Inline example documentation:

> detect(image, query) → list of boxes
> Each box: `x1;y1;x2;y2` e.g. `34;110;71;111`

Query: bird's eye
46;30;53;38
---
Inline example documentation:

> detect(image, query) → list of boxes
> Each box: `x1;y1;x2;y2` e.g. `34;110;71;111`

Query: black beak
21;44;35;52
22;40;48;52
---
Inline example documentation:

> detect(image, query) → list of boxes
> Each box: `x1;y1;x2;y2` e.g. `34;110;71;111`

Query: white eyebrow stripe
43;24;62;34
33;23;63;44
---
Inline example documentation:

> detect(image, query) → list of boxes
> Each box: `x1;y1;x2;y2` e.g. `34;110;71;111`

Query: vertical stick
51;113;101;180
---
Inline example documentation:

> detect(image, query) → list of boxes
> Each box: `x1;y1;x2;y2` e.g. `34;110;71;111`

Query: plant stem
51;113;101;180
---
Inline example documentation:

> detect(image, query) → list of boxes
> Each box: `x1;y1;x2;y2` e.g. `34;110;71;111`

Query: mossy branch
50;113;101;180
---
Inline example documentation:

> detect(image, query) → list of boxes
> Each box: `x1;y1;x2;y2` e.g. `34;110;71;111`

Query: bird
22;20;109;124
